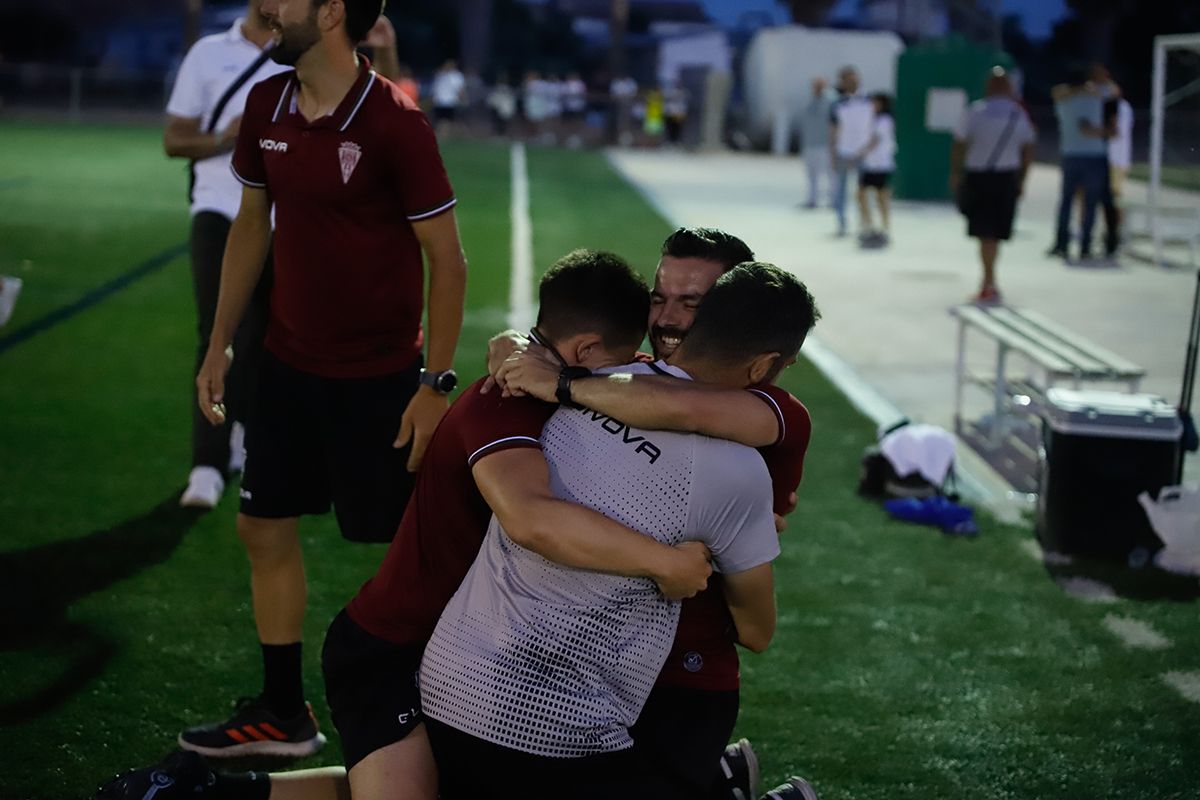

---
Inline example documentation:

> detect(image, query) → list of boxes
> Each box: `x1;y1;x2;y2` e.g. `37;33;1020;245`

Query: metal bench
951;304;1146;493
1124;203;1200;268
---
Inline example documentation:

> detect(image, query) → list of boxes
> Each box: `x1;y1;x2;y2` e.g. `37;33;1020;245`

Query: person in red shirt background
189;0;467;756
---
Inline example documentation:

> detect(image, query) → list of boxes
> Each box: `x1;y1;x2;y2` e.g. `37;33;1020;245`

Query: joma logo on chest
259;138;288;152
582;409;661;464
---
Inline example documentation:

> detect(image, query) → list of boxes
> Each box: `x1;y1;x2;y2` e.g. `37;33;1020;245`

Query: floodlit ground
1;123;1197;799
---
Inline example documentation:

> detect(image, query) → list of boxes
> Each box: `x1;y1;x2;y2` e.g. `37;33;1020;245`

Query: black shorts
433;106;457;123
322;610;424;770
965;170;1020;241
628;685;740;800
424;718;641;799
239;352;419;542
859;171;892;189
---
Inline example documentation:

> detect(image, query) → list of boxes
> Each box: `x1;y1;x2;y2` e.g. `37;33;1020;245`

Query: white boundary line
508;142;535;332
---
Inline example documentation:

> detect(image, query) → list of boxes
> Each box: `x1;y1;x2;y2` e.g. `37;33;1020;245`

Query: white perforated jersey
419;362;779;757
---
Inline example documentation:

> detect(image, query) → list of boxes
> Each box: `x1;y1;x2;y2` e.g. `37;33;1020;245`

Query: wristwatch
556;366;592;408
419;368;458;394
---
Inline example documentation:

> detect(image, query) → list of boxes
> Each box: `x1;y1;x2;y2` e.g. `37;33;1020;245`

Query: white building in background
741;26;905;148
860;0;949;40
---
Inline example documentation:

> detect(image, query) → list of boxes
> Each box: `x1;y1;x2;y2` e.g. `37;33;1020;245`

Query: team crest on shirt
337;141;362;184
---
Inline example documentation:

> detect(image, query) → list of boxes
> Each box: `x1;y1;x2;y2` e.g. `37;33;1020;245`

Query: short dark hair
316;0;383;45
537;249;650;352
660;227;755;272
871;92;893;116
680;262;820;365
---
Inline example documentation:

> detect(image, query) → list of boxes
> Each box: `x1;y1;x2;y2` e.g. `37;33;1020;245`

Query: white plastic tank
742;26;905;148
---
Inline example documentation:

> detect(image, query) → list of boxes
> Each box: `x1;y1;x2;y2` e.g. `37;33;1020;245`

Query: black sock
211;770;271;800
260;642;304;718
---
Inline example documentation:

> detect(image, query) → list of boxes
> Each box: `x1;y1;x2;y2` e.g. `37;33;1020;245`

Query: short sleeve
687;439;780;575
165;43;208;119
388;106;457;222
231;81;272;188
750;385;812;515
461;391;555;467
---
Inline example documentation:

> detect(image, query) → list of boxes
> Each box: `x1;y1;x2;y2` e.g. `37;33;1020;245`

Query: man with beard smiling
189;0;467;757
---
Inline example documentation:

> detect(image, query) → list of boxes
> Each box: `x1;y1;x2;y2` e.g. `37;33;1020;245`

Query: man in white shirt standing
431;59;466;134
829;66;875;238
164;1;288;508
950;67;1036;304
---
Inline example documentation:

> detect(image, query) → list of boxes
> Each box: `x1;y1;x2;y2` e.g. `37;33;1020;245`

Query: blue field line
0;242;187;356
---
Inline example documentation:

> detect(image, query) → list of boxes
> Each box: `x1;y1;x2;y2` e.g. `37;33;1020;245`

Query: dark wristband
556;366;592;408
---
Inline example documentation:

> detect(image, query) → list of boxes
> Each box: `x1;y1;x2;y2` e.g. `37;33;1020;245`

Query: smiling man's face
648;255;725;360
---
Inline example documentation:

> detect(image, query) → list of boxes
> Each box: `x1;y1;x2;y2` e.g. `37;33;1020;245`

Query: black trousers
628;685;741;800
189;211;271;473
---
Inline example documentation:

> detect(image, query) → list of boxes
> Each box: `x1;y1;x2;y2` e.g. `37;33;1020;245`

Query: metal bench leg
991;343;1008;451
955;320;967;435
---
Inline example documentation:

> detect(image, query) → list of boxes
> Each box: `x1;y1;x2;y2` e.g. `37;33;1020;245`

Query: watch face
436;370;458;393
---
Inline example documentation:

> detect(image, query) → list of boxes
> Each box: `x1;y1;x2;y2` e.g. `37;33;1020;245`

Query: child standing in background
857;92;896;248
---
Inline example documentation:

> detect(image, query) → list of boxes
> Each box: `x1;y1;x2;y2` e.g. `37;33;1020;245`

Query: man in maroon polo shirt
96;252;713;800
188;0;467;755
490;227;819;799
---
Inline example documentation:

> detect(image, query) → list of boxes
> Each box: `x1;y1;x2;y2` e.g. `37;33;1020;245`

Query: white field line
508;142;534;332
1162;671;1200;704
1101;615;1172;650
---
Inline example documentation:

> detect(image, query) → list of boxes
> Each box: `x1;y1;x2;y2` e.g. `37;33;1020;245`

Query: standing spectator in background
164;0;288;508
1049;67;1111;261
431;59;465;135
543;74;565;144
798;77;833;209
663;80;689;147
950;67;1036;304
488;74;517;137
1094;62;1132;259
829;66;875;238
610;73;638;146
856;92;896;248
522;70;548;141
0;275;20;327
644;86;666;142
562;72;589;148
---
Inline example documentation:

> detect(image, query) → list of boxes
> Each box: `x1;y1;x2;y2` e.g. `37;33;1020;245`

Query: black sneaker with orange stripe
178;696;326;758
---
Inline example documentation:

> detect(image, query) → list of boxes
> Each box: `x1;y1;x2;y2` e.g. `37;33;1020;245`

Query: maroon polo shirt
656;383;813;691
346;377;555;644
232;59;456;378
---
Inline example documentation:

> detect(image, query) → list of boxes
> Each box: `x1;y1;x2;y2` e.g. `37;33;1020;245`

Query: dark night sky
699;0;1070;39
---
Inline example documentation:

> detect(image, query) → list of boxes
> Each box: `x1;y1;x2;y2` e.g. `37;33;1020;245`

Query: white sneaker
228;421;246;475
180;466;225;509
0;276;23;327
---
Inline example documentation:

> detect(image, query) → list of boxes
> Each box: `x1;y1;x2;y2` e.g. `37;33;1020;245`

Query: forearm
209;212;270;351
164;129;232;160
424;250;467;372
949;142;965;179
569;375;778;447
506;497;678;580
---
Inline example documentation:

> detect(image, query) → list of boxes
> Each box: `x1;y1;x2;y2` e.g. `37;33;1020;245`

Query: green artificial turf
1;124;1198;800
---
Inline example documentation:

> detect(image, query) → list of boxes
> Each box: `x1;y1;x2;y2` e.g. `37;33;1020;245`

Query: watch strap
556;366;592;408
